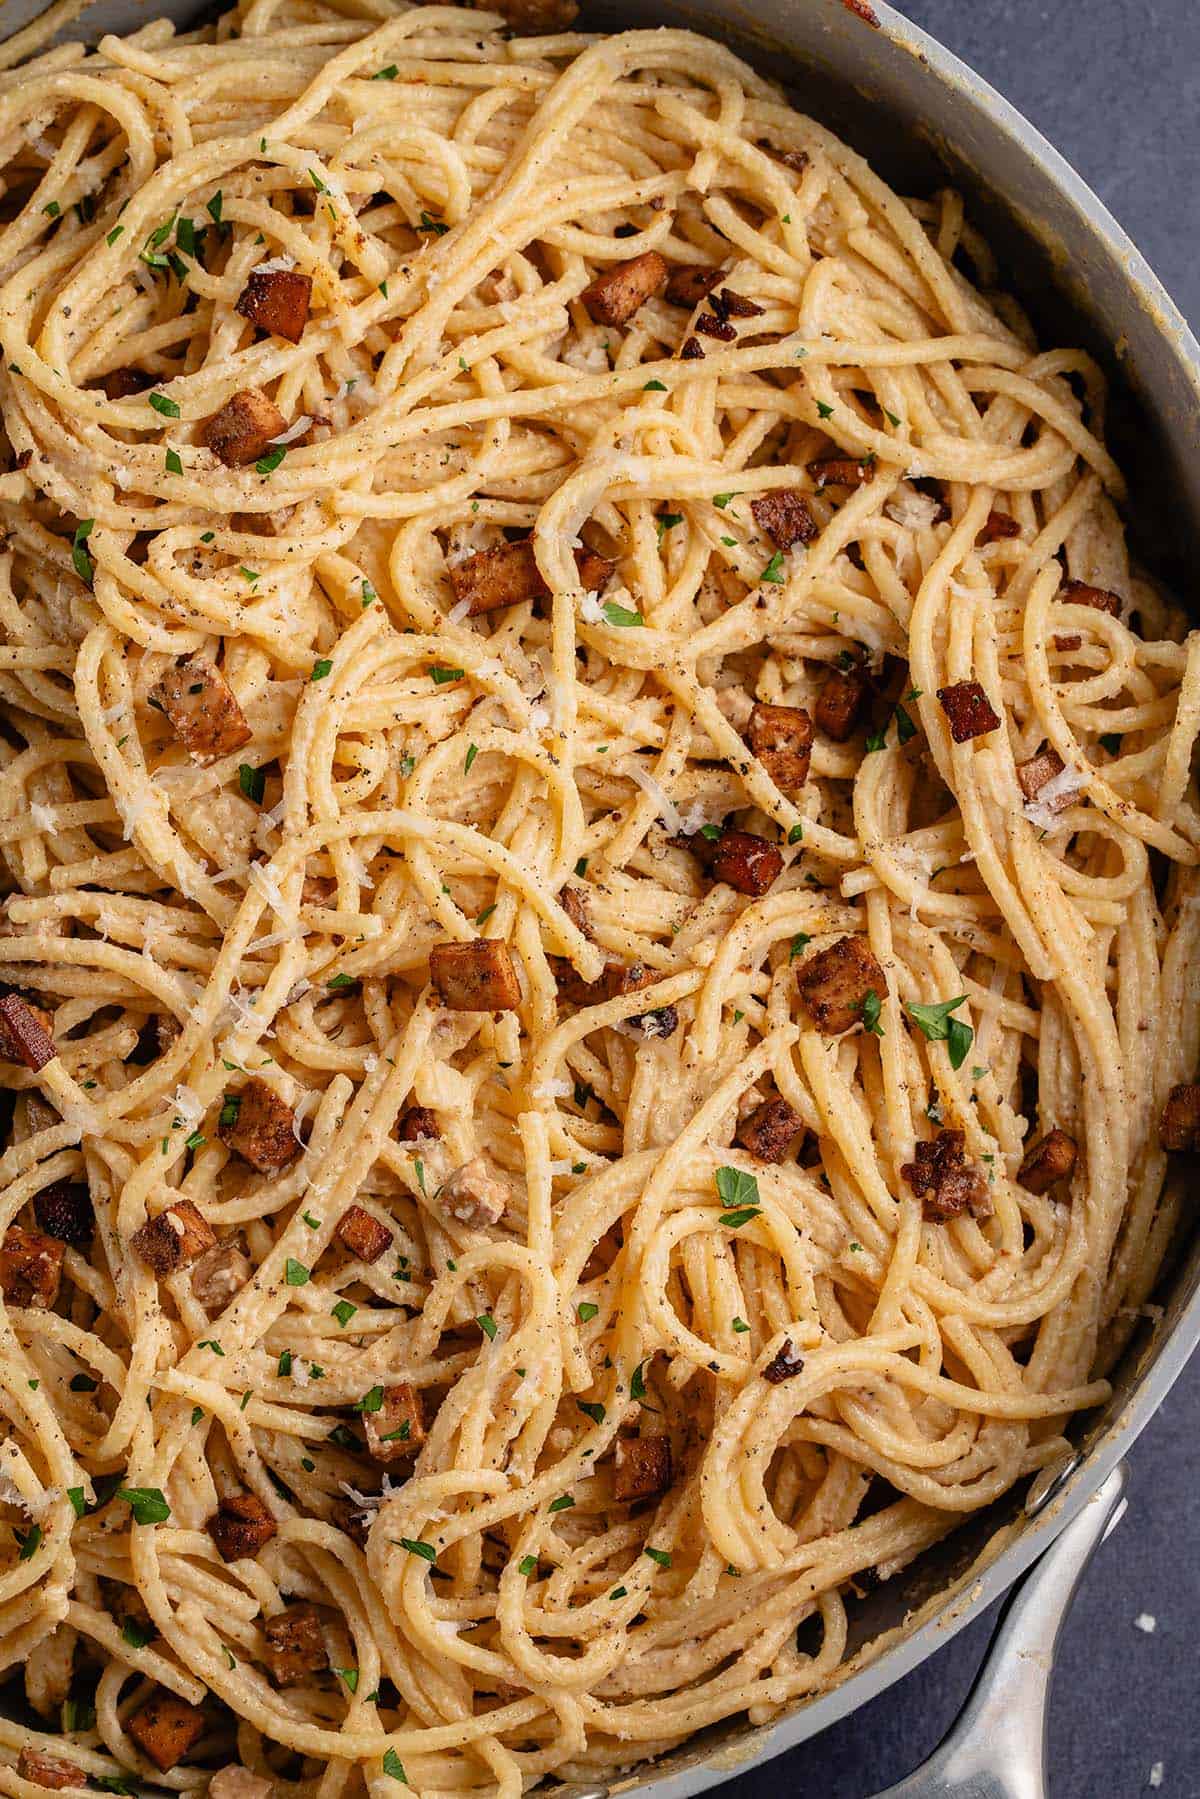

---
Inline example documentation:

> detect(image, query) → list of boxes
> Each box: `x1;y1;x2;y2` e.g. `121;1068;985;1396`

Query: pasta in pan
0;1;1197;1794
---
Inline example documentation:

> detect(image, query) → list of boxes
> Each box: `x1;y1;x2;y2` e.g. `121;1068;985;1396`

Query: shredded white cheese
1023;762;1087;831
253;254;296;275
269;414;313;447
1134;1612;1157;1634
625;761;683;836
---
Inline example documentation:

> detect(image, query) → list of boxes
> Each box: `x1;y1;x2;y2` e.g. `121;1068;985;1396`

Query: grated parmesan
625;761;683;836
1023;762;1087;832
269;414;313;447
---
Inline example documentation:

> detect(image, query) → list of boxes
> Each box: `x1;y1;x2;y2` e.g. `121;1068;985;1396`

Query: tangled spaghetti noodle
0;2;1197;1794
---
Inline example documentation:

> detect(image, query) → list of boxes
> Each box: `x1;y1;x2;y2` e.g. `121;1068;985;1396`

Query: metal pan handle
874;1463;1128;1799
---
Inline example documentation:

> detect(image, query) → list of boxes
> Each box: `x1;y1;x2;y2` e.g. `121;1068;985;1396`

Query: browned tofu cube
190;1238;251;1316
736;1097;803;1163
748;702;813;795
1161;1082;1200;1152
1016;748;1065;805
559;883;593;939
363;1383;426;1462
16;1749;81;1789
0;992;56;1070
335;1204;392;1263
130;1199;217;1276
750;490;818;550
937;680;1000;744
262;1604;326;1685
574;545;615;592
814;667;867;742
810;457;873;489
430;940;521;1012
126;1690;206;1772
0;1226;65;1308
1018;1127;1078;1194
762;1338;806;1383
580;251;669;327
712;831;782;896
397;1104;439;1143
981;509;1021;542
902;1128;991;1221
235;270;313;344
1061;579;1121;617
218;1077;298;1174
101;367;150;401
664;265;723;308
207;1493;277;1562
796;935;886;1036
613;1436;671;1503
441;1157;509;1227
496;0;578;31
448;539;611;618
203;388;287;468
149;658;252;765
33;1179;93;1246
680;336;706;360
551;955;654;1009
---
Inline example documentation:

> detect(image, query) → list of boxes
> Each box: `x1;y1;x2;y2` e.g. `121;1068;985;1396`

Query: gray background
729;3;1200;1796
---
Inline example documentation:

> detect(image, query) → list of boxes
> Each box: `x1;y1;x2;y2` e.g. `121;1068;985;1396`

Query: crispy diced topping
580;251;668;327
680;336;705;360
363;1383;426;1462
496;0;578;32
397;1104;439;1143
218;1077;298;1174
613;1436;672;1502
441;1157;509;1228
262;1604;326;1685
209;1767;275;1799
190;1239;251;1316
1061;579;1121;617
982;509;1021;542
0;992;56;1070
101;367;151;400
814;667;867;742
1016;748;1065;805
1161;1083;1200;1152
430;940;521;1012
204;388;287;468
0;1226;65;1308
1018;1127;1078;1195
710;288;763;321
149;657;252;765
750;489;818;551
681;828;782;897
335;1204;392;1263
628;1002;679;1040
130;1199;217;1276
551;956;654;1009
559;883;593;940
736;1097;804;1164
16;1750;81;1790
448;538;611;617
748;702;813;795
771;145;810;173
208;1493;277;1562
33;1179;93;1246
902;1129;991;1221
810;457;873;489
797;935;886;1036
763;1338;805;1383
664;265;723;308
126;1690;206;1773
937;680;1000;743
235;269;313;344
333;1498;373;1548
694;312;735;342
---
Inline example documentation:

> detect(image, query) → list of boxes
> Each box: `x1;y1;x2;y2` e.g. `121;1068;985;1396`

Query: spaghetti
0;2;1197;1794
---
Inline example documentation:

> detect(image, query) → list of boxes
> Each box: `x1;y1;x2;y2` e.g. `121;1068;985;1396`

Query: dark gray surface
726;4;1200;1797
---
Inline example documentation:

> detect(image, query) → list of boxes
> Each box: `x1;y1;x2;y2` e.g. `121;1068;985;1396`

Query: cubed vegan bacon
0;1226;64;1308
1061;579;1121;618
190;1238;251;1316
748;702;813;794
397;1104;439;1143
683;829;782;897
235;269;312;344
710;288;764;321
16;1750;81;1790
559;883;593;940
1016;748;1065;805
551;956;654;1009
902;1128;991;1221
131;1199;216;1276
750;489;818;551
613;1435;672;1502
810;457;873;489
1161;1083;1200;1152
496;0;579;33
208;1493;277;1562
1018;1127;1078;1194
126;1690;206;1773
204;387;287;468
580;251;668;327
335;1204;392;1263
814;666;867;742
679;336;705;360
937;680;1000;744
0;992;56;1070
441;1157;510;1228
101;367;150;400
762;1338;805;1383
430;939;521;1012
664;265;723;308
736;1096;804;1164
218;1077;298;1173
448;538;613;617
363;1383;426;1462
797;935;886;1036
981;509;1021;542
149;657;252;765
263;1604;326;1685
34;1179;94;1247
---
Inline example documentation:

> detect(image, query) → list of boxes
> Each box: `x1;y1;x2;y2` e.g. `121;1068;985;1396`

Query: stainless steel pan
3;0;1198;1791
